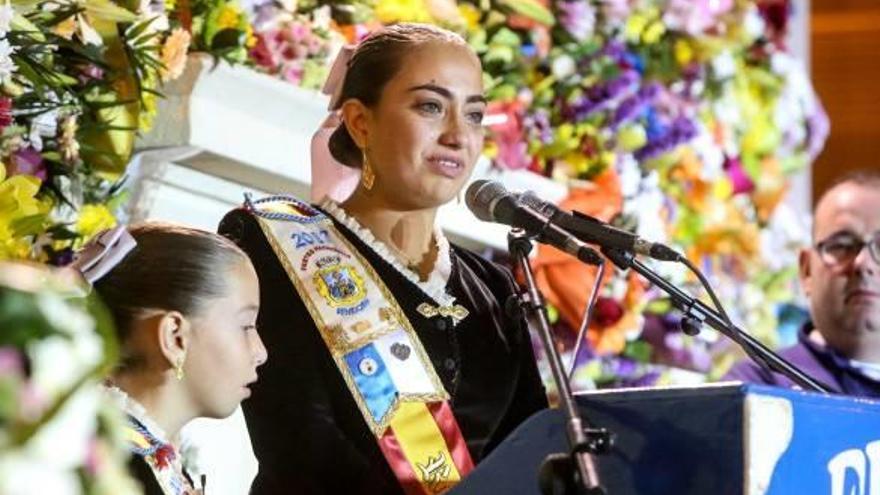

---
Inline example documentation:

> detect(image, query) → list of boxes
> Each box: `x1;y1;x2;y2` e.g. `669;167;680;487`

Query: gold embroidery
254;213;450;437
416;451;454;493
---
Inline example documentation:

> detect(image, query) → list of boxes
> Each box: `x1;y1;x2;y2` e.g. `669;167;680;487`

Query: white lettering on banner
828;440;880;495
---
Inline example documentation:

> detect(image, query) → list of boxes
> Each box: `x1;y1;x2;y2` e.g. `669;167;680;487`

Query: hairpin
323;45;356;110
68;225;137;284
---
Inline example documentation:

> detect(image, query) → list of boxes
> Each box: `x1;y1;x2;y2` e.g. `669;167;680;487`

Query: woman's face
184;259;267;418
358;42;486;209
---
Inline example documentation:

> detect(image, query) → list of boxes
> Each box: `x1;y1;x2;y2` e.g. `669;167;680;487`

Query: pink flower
663;0;734;35
250;32;277;68
0;97;11;129
601;0;634;24
486;101;533;170
0;347;22;375
725;156;755;194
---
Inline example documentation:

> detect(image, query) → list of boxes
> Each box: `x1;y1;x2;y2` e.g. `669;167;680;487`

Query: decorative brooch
416;302;469;326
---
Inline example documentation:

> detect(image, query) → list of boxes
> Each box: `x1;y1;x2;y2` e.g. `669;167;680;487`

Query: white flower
742;4;766;41
711;50;737;79
26;385;101;470
28;109;59;151
0;453;82;495
551;54;576;80
616;154;641;198
0;1;14;36
27;294;102;398
311;5;333;30
0;39;17;84
688;125;724;179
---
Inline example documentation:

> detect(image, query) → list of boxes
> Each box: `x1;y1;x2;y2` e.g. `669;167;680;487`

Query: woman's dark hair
93;223;249;365
328;23;470;168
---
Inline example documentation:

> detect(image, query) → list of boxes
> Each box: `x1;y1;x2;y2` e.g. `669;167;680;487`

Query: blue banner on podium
450;383;880;494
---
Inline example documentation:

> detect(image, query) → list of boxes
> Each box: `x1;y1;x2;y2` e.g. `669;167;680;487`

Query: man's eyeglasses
815;233;880;267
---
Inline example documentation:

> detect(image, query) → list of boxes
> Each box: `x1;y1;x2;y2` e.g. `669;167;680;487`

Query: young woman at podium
219;23;548;495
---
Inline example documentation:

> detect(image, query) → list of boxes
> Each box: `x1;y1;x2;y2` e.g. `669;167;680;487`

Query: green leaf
497;0;554;26
484;45;514;65
83;0;138;23
10;214;48;237
210;28;247;51
623;340;653;363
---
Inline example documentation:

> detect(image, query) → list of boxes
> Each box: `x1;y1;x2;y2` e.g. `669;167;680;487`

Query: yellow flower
458;3;481;30
76;204;116;240
216;5;242;31
375;0;433;24
244;22;257;49
674;39;694;65
0;175;47;260
0;175;44;219
624;14;648;43
160;28;192;82
642;20;666;44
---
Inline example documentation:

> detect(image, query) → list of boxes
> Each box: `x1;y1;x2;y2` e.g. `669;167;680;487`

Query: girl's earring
175;355;185;381
361;149;375;191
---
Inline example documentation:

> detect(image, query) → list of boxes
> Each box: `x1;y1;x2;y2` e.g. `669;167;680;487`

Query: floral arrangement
3;0;828;389
0;262;140;494
243;0;826;386
469;0;827;387
0;0;254;264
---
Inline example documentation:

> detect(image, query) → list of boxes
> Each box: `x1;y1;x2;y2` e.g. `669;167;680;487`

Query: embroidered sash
125;417;197;495
247;195;473;494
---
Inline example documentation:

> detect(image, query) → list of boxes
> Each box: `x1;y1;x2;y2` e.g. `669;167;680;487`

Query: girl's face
354;42;486;210
183;259;266;418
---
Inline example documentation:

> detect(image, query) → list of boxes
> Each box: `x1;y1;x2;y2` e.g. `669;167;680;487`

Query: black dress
219;204;548;495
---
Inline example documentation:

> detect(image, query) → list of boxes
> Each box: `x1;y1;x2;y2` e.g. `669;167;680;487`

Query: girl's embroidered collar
320;199;456;306
103;385;172;444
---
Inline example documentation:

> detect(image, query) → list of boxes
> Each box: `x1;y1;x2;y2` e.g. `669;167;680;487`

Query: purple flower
612;83;661;128
566;70;640;121
634;116;698;161
13;147;46;180
557;0;596;42
806;104;830;161
524;109;553;144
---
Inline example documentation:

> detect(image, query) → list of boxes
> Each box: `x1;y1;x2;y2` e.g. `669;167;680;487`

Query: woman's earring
361;149;375;191
175;355;185;381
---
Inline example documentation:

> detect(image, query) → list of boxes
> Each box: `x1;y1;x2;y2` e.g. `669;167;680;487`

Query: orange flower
160;28;191;82
532;168;623;331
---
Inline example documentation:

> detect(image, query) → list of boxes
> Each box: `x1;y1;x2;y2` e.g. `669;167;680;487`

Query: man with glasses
726;170;880;397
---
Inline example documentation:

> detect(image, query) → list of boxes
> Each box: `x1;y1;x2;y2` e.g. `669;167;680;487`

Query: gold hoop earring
361;149;375;191
175;355;185;381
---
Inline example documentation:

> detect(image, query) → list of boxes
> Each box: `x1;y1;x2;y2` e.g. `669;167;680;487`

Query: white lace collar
103;384;173;444
320;199;456;307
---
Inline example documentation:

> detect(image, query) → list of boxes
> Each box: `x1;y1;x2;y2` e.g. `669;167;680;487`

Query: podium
450;383;880;495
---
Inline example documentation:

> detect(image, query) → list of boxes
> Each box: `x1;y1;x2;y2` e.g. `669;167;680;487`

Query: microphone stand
600;247;830;393
507;229;612;495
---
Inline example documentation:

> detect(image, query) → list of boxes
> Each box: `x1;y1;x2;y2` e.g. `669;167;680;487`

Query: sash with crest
245;195;474;494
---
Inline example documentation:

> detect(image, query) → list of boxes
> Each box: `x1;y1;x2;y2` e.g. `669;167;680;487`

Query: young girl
74;223;268;495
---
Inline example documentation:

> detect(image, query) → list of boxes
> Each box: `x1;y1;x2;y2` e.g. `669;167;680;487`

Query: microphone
517;191;682;262
465;180;604;266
